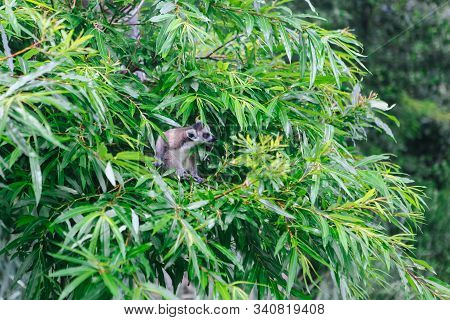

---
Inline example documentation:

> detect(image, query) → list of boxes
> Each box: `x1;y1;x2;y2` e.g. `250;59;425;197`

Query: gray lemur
155;121;216;183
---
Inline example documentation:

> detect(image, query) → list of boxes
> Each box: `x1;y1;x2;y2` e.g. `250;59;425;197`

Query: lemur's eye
203;133;210;139
188;132;195;139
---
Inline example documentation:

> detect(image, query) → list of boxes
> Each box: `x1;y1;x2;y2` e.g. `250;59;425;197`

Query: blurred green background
292;0;449;294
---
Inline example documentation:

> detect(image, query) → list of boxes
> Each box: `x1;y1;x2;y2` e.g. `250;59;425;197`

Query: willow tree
0;0;448;300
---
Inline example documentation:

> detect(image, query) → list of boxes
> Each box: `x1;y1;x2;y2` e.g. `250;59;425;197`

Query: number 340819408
253;303;325;315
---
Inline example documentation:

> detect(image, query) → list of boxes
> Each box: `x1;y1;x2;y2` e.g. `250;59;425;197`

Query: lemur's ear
186;129;198;140
193;120;204;130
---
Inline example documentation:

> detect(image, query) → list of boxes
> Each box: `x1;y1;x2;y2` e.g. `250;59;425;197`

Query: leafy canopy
0;0;448;299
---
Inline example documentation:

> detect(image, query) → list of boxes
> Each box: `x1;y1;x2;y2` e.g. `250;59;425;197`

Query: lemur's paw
192;175;204;184
176;169;188;179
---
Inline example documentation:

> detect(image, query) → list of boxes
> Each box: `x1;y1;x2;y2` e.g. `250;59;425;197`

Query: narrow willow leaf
93;160;107;193
150;14;175;23
256;17;273;50
5;122;32;155
297;239;330;267
310;174;320;205
142;283;178;300
369;100;394;111
101;273;119;297
0;25;13;72
131;209;139;238
29;155;42;204
93;29;107;58
104;161;116;186
151;215;172;235
308;39;317;87
104;215;126;258
355;154;390;168
180;219;215;262
152;172;176;207
151;113;181;127
102;218;110;257
211;242;243;271
287;250;299;296
279;25;292;63
127;244;151;259
411;258;436;274
58;270;96;300
50;266;92;278
351;84;361;106
0;60;60;100
356;188;376;204
185;200;209;210
374;116;396;141
53;206;101;224
259;199;295;219
423;277;450;296
215;281;231;300
299;33;307;78
188;246;201;281
274;231;289;256
244;14;254;36
335;223;349;253
160;2;176;14
13;107;64;148
326;44;341;87
155;94;194;112
318;216;330;246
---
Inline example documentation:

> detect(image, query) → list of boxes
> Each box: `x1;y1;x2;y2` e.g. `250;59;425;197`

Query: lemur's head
186;121;216;144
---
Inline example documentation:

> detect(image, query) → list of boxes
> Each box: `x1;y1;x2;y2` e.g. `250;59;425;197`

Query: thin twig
0;40;43;62
197;34;244;59
213;179;253;200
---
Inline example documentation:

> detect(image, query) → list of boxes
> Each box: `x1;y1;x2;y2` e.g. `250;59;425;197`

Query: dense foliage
0;0;448;299
293;0;449;293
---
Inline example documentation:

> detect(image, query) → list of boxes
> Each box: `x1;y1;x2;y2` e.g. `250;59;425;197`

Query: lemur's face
187;121;216;144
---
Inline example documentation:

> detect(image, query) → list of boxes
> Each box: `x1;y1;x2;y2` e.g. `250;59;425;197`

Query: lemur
155;121;216;183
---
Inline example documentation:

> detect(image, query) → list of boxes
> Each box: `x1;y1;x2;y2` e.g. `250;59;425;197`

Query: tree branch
0;40;43;62
197;34;244;60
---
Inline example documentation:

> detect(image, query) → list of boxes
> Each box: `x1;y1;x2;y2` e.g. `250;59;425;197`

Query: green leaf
104;161;116;186
310;174;320;205
287;250;299;296
50;266;92;278
180;219;216;262
53;205;101;224
297;239;330;267
101;272;120;297
279;25;292;63
93;29;108;58
142;283;178;300
29;155;42;204
259;199;295;219
373;116;396;141
211;242;243;271
0;60;60;100
58;270;96;300
104;215;126;258
185;200;209;210
127;244;152;259
256;17;273;50
275;231;289;256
